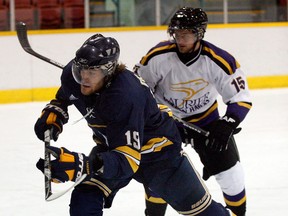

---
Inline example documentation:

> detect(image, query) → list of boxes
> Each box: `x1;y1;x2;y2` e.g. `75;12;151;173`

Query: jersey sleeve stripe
113;146;141;162
112;146;141;173
140;43;177;66
141;137;173;154
202;46;240;75
123;155;139;173
237;101;252;109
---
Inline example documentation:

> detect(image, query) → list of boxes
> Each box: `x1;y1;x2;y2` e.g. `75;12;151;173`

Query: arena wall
0;23;287;103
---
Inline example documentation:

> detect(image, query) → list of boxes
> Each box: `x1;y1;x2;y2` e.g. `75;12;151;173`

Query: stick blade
16;22;32;52
44;130;52;201
46;174;87;201
15;21;64;69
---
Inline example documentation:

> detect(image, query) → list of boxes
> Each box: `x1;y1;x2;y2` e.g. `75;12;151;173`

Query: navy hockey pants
69;177;132;216
134;152;231;215
69;151;231;216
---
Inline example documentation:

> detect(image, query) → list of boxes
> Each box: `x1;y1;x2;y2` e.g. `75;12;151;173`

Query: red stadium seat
14;0;36;29
0;1;8;31
63;0;84;7
37;0;60;8
36;0;62;29
63;0;84;28
3;0;36;30
15;0;33;8
15;8;35;29
38;7;62;29
63;6;84;28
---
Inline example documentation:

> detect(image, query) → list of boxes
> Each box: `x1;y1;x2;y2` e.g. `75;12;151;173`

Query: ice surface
0;88;288;215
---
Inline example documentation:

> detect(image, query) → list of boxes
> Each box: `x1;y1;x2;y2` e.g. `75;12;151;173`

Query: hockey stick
173;116;210;137
44;129;52;200
16;21;210;138
43;129;87;201
16;22;87;201
16;22;64;69
46;175;87;202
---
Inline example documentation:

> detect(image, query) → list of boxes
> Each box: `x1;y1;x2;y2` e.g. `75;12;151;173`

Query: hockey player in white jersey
135;7;252;216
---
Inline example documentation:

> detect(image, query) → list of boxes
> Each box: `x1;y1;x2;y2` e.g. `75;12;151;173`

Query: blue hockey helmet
72;34;120;84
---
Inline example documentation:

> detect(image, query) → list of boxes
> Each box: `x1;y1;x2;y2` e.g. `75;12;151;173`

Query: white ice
0;88;288;215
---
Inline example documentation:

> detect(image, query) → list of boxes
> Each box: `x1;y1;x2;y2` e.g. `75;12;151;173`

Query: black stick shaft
16;22;64;69
173;116;210;137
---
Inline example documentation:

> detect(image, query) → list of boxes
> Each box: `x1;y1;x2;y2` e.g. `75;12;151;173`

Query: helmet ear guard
168;7;208;41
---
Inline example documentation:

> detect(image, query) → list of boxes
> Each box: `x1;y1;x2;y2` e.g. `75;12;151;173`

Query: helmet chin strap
189;38;200;53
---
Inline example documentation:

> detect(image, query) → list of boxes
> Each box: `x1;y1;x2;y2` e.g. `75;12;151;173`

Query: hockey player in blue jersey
34;34;235;216
135;7;252;216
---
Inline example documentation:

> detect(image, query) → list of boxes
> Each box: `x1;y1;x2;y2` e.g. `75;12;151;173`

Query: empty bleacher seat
0;0;9;31
63;0;84;7
36;0;62;29
63;0;84;28
37;0;60;8
14;0;36;29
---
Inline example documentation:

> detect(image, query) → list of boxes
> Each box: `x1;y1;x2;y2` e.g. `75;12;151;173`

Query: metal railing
2;0;288;32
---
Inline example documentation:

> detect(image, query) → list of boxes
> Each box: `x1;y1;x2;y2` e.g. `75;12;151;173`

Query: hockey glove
36;146;90;183
175;121;192;146
206;115;241;152
34;100;69;141
158;104;193;146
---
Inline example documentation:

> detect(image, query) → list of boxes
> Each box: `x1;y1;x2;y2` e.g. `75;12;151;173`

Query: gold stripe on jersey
83;178;112;197
158;104;173;117
237;101;252;109
140;43;176;65
141;137;173;154
113;146;141;173
202;46;240;75
184;101;218;123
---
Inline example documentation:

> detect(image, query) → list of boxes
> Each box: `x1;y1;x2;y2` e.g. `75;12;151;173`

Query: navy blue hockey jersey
55;61;182;180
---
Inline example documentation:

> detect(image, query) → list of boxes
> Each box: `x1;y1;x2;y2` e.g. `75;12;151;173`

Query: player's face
173;30;197;53
80;68;105;95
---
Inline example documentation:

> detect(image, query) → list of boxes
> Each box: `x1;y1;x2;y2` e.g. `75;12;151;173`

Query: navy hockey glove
34;100;69;141
88;145;104;175
36;146;90;183
206;115;241;152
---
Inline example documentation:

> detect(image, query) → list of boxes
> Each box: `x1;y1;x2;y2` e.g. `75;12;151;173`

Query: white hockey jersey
135;40;252;127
